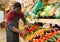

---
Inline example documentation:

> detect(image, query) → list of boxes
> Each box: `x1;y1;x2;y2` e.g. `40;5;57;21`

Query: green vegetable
53;35;58;40
58;12;60;16
57;32;60;35
50;36;56;42
30;32;34;35
47;39;54;42
24;34;27;40
40;12;46;17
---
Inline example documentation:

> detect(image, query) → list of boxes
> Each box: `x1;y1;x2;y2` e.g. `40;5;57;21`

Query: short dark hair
13;2;21;10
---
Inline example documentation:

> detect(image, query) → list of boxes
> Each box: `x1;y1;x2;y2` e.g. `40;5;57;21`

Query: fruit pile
26;28;60;42
19;23;60;42
20;25;39;39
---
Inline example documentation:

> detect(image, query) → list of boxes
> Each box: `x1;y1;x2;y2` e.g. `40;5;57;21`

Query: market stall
19;19;60;42
18;0;60;42
1;0;60;42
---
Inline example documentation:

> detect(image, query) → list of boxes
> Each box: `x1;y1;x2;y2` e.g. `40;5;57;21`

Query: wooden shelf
38;19;60;24
29;19;60;24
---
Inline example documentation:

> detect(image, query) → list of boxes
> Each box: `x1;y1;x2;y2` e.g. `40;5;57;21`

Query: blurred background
0;0;60;42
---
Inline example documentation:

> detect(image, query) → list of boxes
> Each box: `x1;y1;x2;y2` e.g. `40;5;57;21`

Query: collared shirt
6;11;27;31
6;11;24;22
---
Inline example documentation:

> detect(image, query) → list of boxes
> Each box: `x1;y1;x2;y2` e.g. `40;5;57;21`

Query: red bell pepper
20;32;24;38
25;27;30;34
29;25;39;32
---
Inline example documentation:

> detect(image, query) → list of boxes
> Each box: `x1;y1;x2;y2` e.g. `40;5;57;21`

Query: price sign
0;10;4;23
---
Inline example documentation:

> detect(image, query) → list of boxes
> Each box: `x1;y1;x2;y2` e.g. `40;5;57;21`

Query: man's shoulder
20;11;24;14
19;11;24;18
6;11;14;22
6;11;13;17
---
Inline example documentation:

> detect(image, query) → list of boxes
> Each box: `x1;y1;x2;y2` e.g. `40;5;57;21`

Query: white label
0;10;4;22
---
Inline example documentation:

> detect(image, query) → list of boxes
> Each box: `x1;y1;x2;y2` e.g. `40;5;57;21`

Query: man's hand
25;23;30;28
21;30;27;35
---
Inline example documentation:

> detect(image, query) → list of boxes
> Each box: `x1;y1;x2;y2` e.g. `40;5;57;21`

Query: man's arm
20;12;28;25
8;22;21;33
12;27;21;33
22;18;28;25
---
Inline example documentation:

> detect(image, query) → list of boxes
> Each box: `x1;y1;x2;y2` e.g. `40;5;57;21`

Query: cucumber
50;36;56;42
57;32;60;35
53;35;58;40
47;39;54;42
57;35;60;38
47;35;58;42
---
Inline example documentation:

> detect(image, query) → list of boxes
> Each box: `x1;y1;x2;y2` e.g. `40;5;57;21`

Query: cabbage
40;12;46;17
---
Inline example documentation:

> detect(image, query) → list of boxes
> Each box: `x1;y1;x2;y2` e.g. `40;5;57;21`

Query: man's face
13;8;21;14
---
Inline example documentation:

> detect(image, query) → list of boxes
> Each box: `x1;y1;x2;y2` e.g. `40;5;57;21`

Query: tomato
54;31;58;35
43;37;46;40
33;39;36;42
40;36;43;39
38;39;41;42
35;39;39;42
57;38;60;42
29;25;39;32
33;25;39;29
44;35;49;40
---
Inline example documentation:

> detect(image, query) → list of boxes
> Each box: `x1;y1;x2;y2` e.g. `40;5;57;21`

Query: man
6;2;28;42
